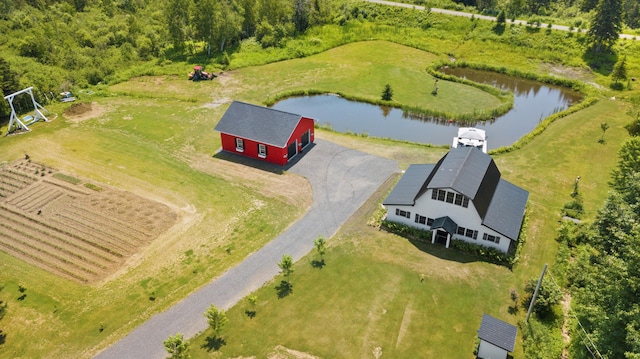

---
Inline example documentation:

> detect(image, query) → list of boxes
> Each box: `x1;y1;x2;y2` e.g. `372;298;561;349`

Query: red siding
219;116;314;166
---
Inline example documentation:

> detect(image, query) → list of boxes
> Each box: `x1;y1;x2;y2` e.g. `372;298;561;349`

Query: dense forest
1;0;639;357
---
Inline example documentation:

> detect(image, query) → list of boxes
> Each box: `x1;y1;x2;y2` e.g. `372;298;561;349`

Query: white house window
466;229;478;239
455;193;463;206
483;233;500;244
446;192;455;203
427;217;434;226
258;143;267;158
415;214;426;225
432;189;470;209
456;226;466;235
396;208;410;218
235;138;244;152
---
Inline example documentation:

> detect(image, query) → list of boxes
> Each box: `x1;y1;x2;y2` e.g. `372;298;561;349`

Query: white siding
385;188;512;253
477;340;508;359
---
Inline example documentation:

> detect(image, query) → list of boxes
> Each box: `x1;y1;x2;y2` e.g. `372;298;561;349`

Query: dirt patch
0;158;177;283
63;102;108;123
539;63;600;88
187;151;312;210
268;345;320;359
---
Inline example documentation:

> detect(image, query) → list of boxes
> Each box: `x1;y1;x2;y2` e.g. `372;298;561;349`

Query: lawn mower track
94;139;398;359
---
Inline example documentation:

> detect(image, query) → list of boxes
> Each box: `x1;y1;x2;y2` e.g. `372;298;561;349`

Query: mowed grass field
0;36;634;359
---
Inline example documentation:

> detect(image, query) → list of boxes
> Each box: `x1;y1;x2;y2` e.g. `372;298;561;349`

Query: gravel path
94;139;398;359
366;0;639;40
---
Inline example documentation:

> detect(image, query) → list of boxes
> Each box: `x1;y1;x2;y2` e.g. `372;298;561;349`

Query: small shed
214;101;314;166
477;314;517;359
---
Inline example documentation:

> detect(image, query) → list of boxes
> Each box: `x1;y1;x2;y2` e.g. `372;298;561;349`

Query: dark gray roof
478;314;517;352
214;101;305;148
430;216;458;234
382;164;435;205
383;147;528;242
428;147;501;219
483;179;529;240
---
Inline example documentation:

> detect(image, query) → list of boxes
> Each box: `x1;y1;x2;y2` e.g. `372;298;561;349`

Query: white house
382;147;528;253
477;314;518;359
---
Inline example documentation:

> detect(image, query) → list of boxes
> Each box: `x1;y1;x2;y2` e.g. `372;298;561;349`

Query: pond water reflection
272;68;583;150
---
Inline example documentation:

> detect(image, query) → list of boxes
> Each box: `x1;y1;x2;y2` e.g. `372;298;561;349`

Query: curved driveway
95;139;398;359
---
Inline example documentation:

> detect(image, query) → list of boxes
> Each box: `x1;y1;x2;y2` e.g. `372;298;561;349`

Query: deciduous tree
165;0;192;52
213;0;243;52
163;333;189;359
278;254;295;285
204;304;228;339
313;236;327;262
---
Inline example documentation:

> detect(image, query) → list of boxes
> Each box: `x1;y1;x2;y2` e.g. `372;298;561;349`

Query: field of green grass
0;16;638;359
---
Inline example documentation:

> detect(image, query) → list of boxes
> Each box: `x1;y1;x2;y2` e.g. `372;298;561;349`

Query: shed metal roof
214;101;305;148
478;314;517;352
382;164;435;205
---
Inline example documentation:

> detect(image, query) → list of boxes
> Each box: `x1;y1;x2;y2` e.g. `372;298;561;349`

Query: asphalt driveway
94;138;398;359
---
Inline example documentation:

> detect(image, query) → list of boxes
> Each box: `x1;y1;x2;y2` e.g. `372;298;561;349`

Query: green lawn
0;28;636;359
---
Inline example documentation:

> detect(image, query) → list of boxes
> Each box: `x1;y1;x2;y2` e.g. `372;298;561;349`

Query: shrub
380;219;432;241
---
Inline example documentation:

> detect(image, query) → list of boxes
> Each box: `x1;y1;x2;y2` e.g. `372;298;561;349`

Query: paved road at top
367;0;638;40
94;139;398;359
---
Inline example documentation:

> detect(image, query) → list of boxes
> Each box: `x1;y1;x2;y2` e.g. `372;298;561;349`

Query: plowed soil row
0;159;177;283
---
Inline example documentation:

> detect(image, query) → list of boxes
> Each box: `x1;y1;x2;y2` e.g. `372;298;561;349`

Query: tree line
558;111;640;357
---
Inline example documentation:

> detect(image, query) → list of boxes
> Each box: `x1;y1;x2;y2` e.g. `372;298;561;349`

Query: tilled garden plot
0;159;177;283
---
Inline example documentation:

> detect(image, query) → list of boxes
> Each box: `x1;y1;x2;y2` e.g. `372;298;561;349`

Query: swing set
3;87;50;135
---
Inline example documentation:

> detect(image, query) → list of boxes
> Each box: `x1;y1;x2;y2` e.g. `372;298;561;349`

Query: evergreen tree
293;0;311;33
611;56;628;83
611;137;640;192
587;0;623;53
381;84;393;101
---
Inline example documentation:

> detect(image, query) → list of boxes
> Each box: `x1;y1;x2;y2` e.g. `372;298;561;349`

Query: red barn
214;101;315;166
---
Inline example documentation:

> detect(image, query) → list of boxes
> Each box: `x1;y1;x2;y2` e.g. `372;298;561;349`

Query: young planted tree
163;333;189;359
600;122;610;143
313;236;327;263
247;295;257;312
381;84;393;101
278;254;295;286
611;56;628;84
204;304;228;339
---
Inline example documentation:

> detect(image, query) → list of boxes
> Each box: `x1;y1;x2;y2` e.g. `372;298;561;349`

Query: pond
272;68;583;150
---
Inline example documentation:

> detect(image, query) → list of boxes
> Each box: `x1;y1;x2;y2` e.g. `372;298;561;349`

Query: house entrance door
435;230;448;245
